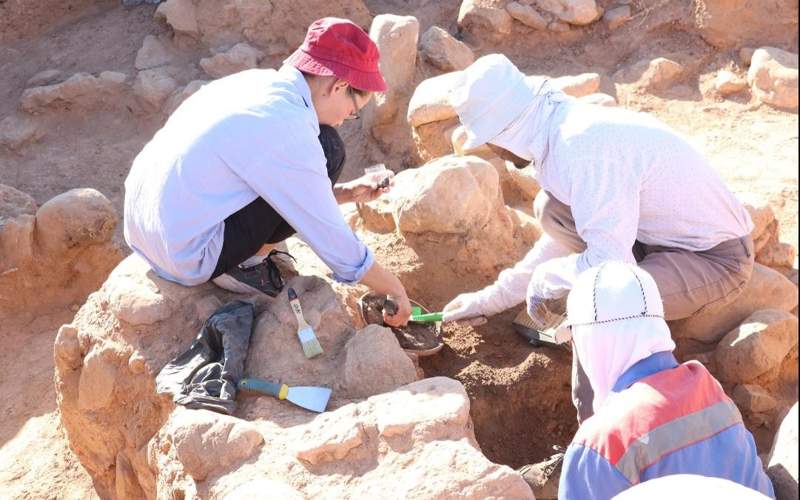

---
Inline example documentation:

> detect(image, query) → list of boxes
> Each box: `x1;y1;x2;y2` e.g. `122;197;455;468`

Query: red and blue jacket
559;352;775;499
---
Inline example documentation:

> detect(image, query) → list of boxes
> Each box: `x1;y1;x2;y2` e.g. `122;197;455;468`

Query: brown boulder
420;26;475;72
748;47;799;111
0;186;121;324
694;0;798;50
670;263;798;345
714;309;798;384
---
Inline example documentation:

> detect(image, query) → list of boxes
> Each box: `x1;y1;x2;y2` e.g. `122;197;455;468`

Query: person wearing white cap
556;262;773;500
441;54;755;421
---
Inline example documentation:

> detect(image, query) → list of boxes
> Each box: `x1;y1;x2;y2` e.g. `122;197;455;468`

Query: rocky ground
0;0;798;499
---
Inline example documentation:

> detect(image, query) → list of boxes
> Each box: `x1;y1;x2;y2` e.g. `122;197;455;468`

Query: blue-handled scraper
237;378;332;413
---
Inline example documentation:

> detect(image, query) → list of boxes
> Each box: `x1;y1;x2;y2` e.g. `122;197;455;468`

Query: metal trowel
237;378;331;413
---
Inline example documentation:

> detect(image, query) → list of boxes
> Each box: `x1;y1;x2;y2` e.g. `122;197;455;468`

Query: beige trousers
534;191;755;422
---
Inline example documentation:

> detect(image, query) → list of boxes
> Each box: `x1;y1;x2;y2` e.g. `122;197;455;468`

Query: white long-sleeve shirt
492;101;753;303
124;66;373;286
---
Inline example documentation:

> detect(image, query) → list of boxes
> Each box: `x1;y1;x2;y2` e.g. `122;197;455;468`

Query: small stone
748;47;799;111
419;26;475;72
714;70;747;95
614;57;684;91
54;324;82;371
458;0;514;36
535;0;601;25
732;384;778;413
154;0;199;37
506;2;548;30
604;5;631;30
200;43;263;79
0;115;44;151
133;68;179;110
27;69;63;87
135;35;174;70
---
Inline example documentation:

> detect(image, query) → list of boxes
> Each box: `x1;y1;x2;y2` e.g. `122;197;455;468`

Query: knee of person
318;125;346;180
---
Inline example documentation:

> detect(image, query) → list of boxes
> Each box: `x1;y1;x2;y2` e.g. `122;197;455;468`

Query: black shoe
214;250;295;297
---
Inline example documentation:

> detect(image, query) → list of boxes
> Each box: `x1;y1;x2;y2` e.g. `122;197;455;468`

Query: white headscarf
488;77;570;170
566;262;676;413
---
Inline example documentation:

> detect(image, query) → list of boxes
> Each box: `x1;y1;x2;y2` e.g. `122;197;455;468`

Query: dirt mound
54;254;528;498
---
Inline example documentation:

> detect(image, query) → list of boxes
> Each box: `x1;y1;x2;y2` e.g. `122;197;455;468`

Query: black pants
211;125;346;278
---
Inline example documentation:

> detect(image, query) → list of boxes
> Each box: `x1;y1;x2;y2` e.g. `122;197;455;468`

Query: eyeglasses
346;86;360;120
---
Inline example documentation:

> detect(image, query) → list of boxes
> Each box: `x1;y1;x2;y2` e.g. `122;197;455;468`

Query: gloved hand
526;285;567;331
442;292;487;323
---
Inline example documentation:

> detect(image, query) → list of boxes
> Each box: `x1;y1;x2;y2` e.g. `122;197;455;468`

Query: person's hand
442;292;488;323
526;294;566;331
346;170;395;203
383;292;411;327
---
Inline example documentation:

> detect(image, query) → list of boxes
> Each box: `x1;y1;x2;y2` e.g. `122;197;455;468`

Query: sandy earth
0;0;797;498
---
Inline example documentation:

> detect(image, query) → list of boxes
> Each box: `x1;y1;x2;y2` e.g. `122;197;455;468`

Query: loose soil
361;292;442;352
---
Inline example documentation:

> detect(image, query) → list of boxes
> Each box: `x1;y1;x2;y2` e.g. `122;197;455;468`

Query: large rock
199;42;263;79
407;71;463;128
732;384;779;414
694;0;798;50
133;67;179;111
134;35;175;70
56;255;527;497
363;15;420;129
748;47;799;111
613;57;684;92
670;263;798;345
767;403;799;500
714;309;798;384
420;26;475;72
156;0;371;56
0;114;44;152
0;186;122;324
506;2;549;30
458;0;514;37
20;72;129;114
534;0;601;25
393;156;501;234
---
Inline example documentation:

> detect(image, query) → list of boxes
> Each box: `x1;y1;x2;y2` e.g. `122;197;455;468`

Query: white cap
450;54;535;150
566;261;665;327
566;261;675;412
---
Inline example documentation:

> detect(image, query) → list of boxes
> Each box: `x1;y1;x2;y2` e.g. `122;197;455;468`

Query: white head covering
450;54;569;167
566;261;675;413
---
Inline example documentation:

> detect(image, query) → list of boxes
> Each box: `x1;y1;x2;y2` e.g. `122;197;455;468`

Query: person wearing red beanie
124;18;412;326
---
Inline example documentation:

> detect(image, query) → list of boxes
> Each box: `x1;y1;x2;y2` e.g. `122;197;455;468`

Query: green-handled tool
237;378;331;413
411;308;444;323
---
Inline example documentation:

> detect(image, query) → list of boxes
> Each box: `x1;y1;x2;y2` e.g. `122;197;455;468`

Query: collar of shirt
279;64;320;136
611;351;679;393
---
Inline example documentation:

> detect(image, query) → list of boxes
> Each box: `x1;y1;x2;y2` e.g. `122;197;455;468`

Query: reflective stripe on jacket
559;352;775;500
